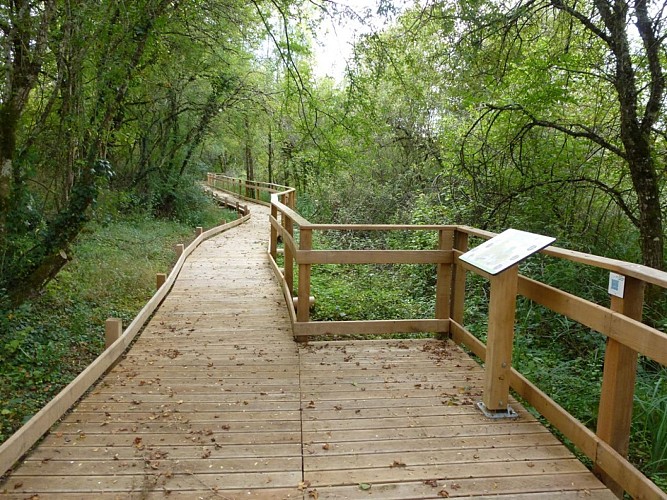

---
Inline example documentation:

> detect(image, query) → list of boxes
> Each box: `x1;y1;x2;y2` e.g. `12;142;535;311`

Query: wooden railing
211;175;667;500
207;173;289;206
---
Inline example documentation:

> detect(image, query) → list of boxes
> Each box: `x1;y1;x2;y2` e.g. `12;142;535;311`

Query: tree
0;1;56;233
460;0;666;269
0;0;273;307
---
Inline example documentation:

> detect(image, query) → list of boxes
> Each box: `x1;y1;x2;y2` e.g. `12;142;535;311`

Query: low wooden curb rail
0;208;251;477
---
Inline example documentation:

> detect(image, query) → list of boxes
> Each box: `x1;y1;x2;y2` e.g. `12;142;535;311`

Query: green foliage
633;372;667;488
310;264;427;323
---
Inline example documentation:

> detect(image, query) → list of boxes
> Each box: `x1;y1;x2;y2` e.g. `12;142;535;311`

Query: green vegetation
1;0;666;493
0;196;235;443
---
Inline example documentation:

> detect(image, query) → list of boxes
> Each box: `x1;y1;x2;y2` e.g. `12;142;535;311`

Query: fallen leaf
423;479;438;487
322;443;330;450
133;437;144;450
359;483;371;491
438;490;449;498
390;460;406;468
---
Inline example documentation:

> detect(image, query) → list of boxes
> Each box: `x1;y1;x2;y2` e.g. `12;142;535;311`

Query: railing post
596;275;644;495
284;213;294;295
195;226;203;237
482;264;518;413
297;228;312;325
451;230;469;325
435;229;454;332
156;273;166;289
270;203;278;260
174;244;184;258
105;318;122;349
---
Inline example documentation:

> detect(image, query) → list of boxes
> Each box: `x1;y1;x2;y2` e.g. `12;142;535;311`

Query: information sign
459;228;556;275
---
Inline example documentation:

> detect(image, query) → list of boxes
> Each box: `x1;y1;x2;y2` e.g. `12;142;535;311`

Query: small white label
608;272;625;298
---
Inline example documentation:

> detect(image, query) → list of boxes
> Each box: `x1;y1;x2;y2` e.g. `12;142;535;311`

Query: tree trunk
244;114;255;197
547;0;666;270
268;126;274;184
4;0;175;306
624;137;664;271
603;0;665;271
0;1;55;230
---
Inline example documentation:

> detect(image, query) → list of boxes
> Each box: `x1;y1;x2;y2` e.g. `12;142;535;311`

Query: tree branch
484;177;639;229
550;0;612;45
484;103;627;159
634;0;665;133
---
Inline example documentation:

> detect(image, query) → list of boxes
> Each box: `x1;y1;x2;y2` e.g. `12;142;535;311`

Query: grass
310;264;429;322
0;201;236;444
633;371;667;490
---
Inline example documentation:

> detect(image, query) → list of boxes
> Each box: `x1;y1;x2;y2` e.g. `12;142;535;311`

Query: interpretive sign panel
459;228;556;275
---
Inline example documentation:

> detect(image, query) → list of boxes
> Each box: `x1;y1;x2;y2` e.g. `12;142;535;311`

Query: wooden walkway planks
299;339;615;498
1;195;617;499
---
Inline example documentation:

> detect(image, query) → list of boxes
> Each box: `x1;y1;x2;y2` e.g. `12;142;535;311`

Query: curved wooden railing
209;175;667;500
207;173;288;207
0;202;251;477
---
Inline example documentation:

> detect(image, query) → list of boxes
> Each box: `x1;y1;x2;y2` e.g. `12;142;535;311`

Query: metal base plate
476;401;519;419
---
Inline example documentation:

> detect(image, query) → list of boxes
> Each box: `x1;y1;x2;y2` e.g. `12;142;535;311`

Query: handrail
211;175;667;500
0;203;252;477
207;173;292;207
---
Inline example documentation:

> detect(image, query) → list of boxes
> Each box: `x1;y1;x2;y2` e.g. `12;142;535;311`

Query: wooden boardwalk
1;199;615;499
